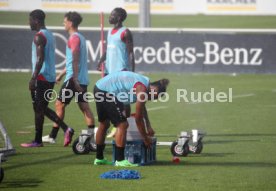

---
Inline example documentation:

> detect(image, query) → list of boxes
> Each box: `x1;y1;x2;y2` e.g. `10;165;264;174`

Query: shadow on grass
191;152;235;157
154;160;186;166
4;153;75;171
154;160;276;168
0;179;42;189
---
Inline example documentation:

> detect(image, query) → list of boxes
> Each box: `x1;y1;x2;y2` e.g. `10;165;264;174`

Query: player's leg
76;85;95;134
43;80;74;145
107;97;138;166
106;104;130;138
105;95;138;166
93;86;112;165
93;117;112;165
94;120;110;164
124;104;131;118
58;81;75;146
33;101;46;145
78;102;95;130
44;106;69;134
114;121;128;161
21;81;51;147
50;99;66;138
35;81;56;144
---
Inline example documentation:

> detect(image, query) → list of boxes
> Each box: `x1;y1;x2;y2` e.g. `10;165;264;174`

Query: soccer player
97;7;135;137
93;71;169;167
42;11;95;145
21;9;73;148
97;7;135;75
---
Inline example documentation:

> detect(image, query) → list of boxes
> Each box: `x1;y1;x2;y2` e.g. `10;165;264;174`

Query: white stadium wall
0;0;276;15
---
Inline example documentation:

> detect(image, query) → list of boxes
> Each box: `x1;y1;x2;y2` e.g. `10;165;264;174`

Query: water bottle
133;144;141;164
128;144;134;163
125;145;129;160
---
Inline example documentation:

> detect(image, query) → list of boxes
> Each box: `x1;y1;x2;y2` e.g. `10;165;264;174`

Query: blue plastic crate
112;138;156;166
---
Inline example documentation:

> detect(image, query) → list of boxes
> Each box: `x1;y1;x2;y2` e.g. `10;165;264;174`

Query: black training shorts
93;86;127;127
31;80;55;107
58;78;88;104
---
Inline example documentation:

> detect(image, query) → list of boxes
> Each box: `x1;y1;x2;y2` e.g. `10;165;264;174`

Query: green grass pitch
1;10;276;191
0;72;276;190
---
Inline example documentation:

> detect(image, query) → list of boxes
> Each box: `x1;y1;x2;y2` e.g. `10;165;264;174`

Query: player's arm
70;35;83;92
97;51;106;71
56;67;66;83
124;29;135;72
143;106;155;136
135;84;152;147
29;34;46;90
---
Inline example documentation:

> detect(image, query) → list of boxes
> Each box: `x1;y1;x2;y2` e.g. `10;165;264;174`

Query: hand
56;75;62;84
143;136;152;148
29;78;36;91
97;62;103;71
147;127;155;137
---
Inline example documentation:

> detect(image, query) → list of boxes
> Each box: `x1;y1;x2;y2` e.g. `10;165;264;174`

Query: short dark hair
150;79;170;95
114;7;127;22
30;9;45;24
64;11;83;28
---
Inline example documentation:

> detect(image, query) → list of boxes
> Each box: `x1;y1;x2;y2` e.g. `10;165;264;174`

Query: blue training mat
100;169;141;180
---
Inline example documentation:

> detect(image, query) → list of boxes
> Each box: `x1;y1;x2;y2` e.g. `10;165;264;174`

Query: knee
55;100;64;111
35;106;45;116
118;122;128;131
79;103;90;112
34;101;46;111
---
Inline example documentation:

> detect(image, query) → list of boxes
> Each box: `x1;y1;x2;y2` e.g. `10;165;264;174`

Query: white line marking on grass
187;102;202;105
232;93;255;99
147;106;168;111
16;131;31;134
272;89;276;93
0;68;31;72
23;123;52;129
155;134;176;137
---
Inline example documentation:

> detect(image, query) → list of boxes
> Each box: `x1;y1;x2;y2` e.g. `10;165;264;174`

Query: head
29;9;45;31
109;7;127;25
149;79;170;100
64;11;82;31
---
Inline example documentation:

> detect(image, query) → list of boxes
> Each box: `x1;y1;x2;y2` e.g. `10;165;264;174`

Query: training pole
100;12;105;78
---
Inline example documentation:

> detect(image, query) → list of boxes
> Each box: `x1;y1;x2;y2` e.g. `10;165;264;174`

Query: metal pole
100;12;105;78
139;0;151;28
